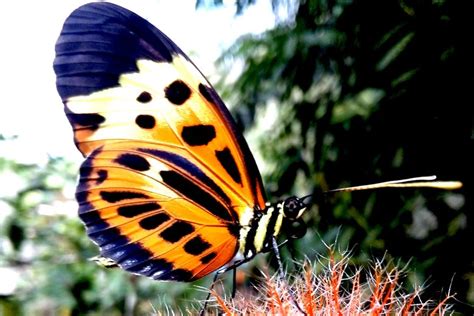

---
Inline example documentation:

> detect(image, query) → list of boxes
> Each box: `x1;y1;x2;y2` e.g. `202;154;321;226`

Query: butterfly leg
231;264;237;298
271;237;307;315
200;257;254;315
271;237;286;281
200;271;221;316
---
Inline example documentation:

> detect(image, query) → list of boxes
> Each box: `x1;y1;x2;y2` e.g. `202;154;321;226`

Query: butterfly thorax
239;197;307;259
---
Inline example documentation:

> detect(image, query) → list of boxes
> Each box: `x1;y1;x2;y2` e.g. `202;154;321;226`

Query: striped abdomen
239;202;285;258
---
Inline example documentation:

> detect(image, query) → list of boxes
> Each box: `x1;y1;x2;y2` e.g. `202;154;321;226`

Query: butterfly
53;2;309;282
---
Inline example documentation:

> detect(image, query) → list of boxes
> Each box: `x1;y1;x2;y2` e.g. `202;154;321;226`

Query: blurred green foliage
0;0;471;314
219;0;471;313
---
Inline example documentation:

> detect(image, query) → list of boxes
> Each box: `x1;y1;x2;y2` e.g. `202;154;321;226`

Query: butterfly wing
78;141;239;281
54;2;266;281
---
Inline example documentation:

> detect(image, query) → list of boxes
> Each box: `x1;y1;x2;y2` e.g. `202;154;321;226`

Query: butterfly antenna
325;175;462;193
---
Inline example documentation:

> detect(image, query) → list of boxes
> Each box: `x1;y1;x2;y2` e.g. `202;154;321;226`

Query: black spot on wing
135;114;156;129
159;221;194;243
117;202;161;218
200;252;217;264
215;147;242;185
138;148;231;206
66;110;105;131
181;124;216;146
78;167;107;186
137;91;152;103
184;236;211;255
198;83;215;104
115;153;150;171
54;2;182;100
96;170;108;184
164;80;191;105
159;170;233;222
139;213;170;230
100;191;149;203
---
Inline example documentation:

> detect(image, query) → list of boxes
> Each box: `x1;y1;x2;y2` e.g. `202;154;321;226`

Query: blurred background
0;0;471;314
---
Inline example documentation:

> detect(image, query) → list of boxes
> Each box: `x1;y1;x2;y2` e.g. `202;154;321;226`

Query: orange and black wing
54;2;266;281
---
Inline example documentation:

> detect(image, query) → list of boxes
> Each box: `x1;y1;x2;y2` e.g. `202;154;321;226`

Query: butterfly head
282;196;307;220
281;196;308;240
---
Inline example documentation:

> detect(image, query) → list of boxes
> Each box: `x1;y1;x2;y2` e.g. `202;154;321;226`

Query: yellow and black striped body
239;202;285;258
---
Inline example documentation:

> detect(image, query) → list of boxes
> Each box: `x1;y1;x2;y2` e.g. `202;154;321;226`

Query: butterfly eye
283;196;307;220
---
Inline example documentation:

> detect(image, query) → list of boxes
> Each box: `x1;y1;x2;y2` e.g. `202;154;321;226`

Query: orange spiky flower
207;251;454;315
